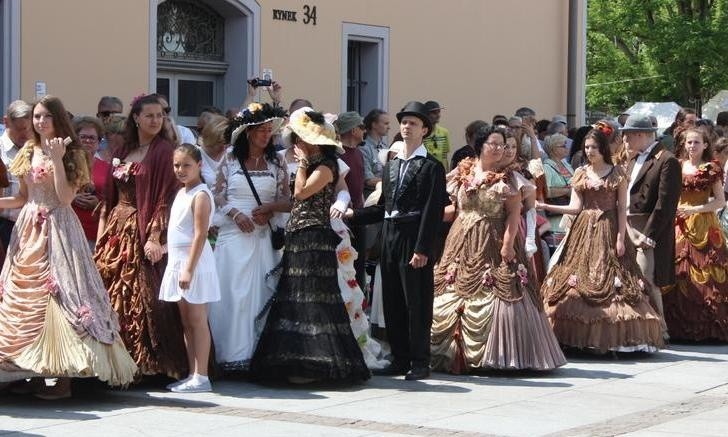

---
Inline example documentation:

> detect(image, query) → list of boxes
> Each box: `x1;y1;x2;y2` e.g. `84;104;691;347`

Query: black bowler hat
396;101;434;138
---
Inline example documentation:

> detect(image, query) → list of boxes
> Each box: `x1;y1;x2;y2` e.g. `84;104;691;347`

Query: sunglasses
97;111;121;118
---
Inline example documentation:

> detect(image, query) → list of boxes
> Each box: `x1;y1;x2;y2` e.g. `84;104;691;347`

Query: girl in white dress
159;144;221;392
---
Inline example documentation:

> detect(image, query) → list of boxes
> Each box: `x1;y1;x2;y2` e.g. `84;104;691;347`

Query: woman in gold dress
0;96;136;398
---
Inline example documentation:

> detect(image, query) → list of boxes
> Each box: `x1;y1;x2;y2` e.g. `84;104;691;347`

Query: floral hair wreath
592;121;614;138
129;93;148;107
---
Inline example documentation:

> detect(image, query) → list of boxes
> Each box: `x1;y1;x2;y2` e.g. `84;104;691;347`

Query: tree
587;0;728;114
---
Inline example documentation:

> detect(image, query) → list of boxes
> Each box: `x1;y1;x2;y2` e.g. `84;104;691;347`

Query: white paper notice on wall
35;81;47;99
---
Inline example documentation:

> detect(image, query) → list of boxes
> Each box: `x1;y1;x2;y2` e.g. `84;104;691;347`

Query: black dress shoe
373;362;410;376
404;367;430;381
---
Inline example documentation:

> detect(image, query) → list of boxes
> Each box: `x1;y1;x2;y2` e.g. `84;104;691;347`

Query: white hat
378;141;404;166
281;106;344;154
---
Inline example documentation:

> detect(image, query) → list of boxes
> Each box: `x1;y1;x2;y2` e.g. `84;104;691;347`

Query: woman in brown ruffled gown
0;96;136;398
663;128;728;341
431;126;566;374
95;94;187;378
538;129;663;352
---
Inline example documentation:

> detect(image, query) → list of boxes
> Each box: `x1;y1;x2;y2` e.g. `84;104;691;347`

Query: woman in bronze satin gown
95;94;186;379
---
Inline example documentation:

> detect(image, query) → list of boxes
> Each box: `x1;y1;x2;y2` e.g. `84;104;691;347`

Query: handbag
239;161;285;250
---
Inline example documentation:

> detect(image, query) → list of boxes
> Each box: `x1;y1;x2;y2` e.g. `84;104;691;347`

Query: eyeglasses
97;111;121;118
485;142;505;149
79;134;100;142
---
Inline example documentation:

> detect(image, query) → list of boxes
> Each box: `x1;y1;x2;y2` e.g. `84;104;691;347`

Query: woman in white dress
208;103;290;372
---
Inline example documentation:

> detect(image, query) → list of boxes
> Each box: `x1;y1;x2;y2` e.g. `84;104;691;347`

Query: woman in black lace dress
251;109;370;383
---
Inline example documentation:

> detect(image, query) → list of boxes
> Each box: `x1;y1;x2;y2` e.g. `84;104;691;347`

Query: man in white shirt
0;100;33;246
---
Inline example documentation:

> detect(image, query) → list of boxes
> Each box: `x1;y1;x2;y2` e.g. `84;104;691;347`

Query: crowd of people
0;84;727;399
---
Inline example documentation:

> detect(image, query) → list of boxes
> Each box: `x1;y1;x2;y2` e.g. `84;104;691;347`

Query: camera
248;78;272;88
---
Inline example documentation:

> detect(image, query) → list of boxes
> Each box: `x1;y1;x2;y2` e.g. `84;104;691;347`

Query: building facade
1;0;586;141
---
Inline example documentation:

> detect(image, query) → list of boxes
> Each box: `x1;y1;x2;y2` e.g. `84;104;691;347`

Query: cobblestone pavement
1;343;727;436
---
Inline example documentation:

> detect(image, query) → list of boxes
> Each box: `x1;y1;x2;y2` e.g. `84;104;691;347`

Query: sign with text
272;5;317;25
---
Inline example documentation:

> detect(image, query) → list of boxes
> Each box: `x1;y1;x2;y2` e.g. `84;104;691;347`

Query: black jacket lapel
630;144;662;192
385;159;401;213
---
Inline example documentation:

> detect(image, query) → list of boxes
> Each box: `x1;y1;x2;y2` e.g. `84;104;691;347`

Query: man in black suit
347;101;446;380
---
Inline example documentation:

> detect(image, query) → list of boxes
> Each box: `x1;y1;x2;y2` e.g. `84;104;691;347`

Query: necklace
247;155;265;170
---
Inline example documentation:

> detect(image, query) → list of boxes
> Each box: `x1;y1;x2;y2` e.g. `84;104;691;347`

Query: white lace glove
525;208;538;257
331;190;351;215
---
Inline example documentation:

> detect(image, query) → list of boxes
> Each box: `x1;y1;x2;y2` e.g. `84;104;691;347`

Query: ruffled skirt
251;226;370;382
432;215;566;373
541;208;664;352
0;204;136;385
664;212;728;341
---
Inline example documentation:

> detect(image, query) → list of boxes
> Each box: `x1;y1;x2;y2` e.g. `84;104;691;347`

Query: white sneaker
171;379;212;393
166;376;192;390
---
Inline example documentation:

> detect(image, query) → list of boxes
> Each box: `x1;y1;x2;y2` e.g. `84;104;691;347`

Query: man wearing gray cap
334;111;367;288
622;114;681;338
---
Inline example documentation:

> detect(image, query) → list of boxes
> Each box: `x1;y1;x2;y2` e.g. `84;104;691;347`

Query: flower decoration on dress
516;263;529;285
337;246;355;265
346;278;358;289
709;227;724;248
35;207;49;227
31;161;52;183
614;276;623;288
481;264;495;287
45;275;58;296
444;265;457;285
112;161;142;182
76;305;94;328
567;274;578;288
585;177;605;190
683;161;724;192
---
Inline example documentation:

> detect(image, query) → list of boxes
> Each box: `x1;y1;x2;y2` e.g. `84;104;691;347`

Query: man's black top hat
396;101;434;138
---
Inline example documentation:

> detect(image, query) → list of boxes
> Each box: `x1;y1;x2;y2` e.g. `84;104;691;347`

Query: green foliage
587;0;728;114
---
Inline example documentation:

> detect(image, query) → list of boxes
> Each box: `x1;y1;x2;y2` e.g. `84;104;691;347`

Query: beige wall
261;0;570;144
20;0;151;115
17;0;570;138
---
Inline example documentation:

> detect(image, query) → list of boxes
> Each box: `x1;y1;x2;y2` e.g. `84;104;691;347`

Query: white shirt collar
395;143;427;161
0;131;19;152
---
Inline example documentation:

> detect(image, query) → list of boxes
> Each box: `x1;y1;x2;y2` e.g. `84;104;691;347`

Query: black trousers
350;224;367;292
379;220;434;369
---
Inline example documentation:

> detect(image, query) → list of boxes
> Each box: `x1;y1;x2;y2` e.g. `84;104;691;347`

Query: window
157;0;225;62
342;23;389;115
153;0;260;128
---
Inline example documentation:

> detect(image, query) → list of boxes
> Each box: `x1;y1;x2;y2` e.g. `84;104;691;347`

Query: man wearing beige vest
623;114;681;339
